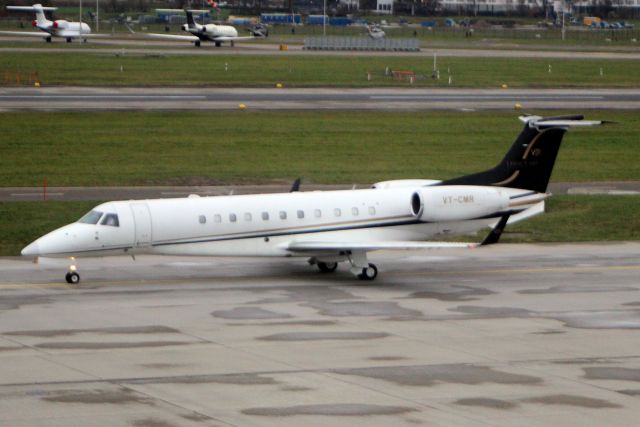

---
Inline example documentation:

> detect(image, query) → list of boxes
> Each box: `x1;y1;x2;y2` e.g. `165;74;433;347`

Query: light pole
96;0;99;32
323;0;326;36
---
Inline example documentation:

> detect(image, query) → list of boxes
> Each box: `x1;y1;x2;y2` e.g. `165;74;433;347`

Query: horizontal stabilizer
7;5;57;11
519;115;605;129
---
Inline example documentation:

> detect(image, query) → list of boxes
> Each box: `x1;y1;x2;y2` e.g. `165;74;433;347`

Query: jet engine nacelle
410;185;509;222
52;20;68;29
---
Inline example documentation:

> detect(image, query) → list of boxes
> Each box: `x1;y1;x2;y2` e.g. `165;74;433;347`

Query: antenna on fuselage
289;177;301;192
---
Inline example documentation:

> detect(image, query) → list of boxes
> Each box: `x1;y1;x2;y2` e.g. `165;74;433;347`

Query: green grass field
1;111;638;187
2;52;640;87
1;195;638;256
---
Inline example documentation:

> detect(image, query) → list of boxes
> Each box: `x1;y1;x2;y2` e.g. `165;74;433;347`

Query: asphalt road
2;36;640;59
3;87;640;111
1;242;640;426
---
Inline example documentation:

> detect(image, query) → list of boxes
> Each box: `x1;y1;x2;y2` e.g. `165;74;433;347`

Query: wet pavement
1;242;640;426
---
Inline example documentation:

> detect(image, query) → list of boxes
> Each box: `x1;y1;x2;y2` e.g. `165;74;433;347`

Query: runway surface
2;181;640;201
2;36;640;60
3;87;640;111
1;242;640;426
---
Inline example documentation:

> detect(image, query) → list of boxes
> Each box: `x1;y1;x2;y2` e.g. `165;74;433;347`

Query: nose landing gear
65;259;80;284
65;271;80;284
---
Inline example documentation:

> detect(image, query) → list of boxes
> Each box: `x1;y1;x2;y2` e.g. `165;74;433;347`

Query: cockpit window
78;210;103;224
101;213;119;227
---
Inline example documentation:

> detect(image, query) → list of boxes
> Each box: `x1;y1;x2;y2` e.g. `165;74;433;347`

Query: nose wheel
65;259;80;284
65;271;80;284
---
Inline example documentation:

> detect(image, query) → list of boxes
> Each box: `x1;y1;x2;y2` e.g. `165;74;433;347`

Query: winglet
481;215;510;246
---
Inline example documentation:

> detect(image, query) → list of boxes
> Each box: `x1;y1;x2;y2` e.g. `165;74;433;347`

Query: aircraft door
130;203;152;248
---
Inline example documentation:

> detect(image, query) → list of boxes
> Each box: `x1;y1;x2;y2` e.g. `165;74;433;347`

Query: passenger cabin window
279;211;287;220
262;212;269;221
244;213;252;221
229;213;237;222
352;207;359;216
297;210;304;219
101;213;119;227
78;210;103;224
214;214;222;223
369;206;376;215
198;215;206;224
334;208;341;217
314;209;322;218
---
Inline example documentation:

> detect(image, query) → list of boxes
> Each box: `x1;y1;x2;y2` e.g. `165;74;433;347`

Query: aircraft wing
286;241;476;253
0;31;50;37
145;33;200;42
59;32;109;38
212;36;257;41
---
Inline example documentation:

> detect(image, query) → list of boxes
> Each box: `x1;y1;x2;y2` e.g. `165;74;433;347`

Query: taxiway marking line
369;95;605;100
11;193;64;197
0;95;208;100
394;264;640;277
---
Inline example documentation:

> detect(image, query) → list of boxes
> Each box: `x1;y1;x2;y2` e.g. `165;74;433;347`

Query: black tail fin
185;10;196;28
439;115;586;193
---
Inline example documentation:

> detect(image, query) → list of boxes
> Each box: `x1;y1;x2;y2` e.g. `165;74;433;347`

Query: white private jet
367;24;386;39
22;115;603;284
147;9;264;47
2;4;99;43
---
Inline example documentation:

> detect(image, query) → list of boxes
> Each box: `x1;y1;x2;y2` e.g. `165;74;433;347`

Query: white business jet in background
22;115;603;284
147;9;264;47
2;3;98;42
367;24;386;39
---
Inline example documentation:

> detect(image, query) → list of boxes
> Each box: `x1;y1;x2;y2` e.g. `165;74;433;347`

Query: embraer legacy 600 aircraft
23;115;602;284
147;9;264;47
2;4;98;43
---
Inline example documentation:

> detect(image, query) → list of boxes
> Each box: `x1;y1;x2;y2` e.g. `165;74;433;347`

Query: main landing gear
357;263;378;281
45;36;52;43
317;261;338;273
310;251;379;281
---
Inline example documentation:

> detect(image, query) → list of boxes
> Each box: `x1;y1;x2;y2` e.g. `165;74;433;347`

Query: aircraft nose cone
21;241;40;257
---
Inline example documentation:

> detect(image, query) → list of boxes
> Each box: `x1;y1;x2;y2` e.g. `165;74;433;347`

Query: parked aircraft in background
2;3;100;42
367;24;386;39
22;115;603;284
147;9;264;47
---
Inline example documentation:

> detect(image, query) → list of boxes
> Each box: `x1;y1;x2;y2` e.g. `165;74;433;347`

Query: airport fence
303;36;420;51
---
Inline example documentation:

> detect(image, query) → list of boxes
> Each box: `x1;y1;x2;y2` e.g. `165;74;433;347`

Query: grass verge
1;111;638;187
2;195;638;256
2;52;640;87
